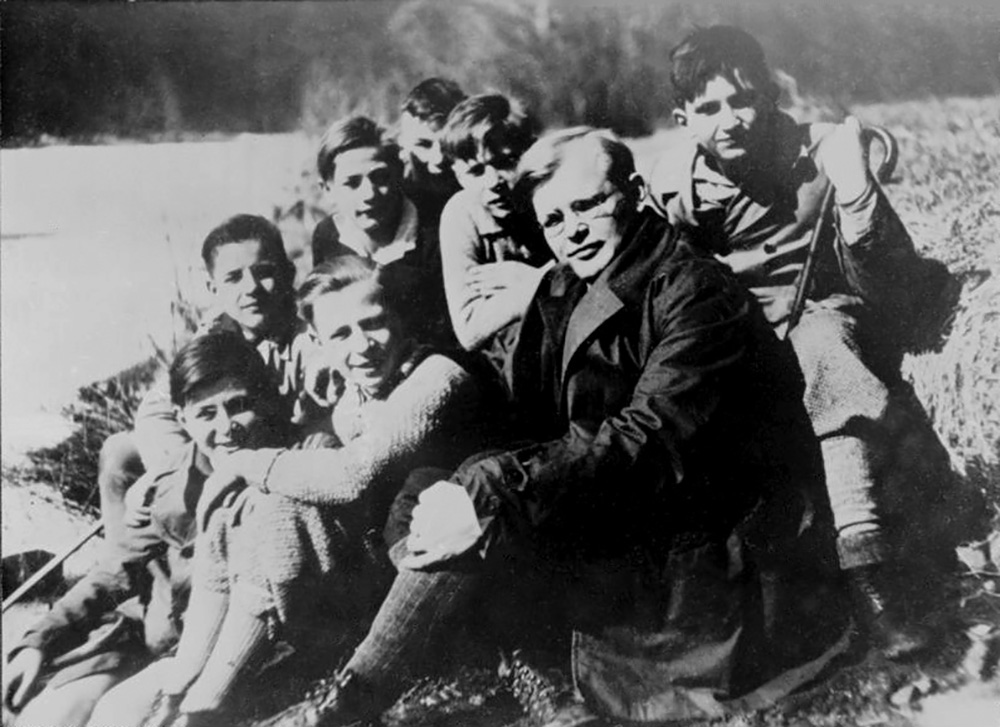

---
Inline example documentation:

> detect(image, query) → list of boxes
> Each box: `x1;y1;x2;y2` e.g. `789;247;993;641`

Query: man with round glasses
309;127;846;727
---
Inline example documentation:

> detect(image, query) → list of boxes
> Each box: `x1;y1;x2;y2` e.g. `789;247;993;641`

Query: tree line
2;0;998;145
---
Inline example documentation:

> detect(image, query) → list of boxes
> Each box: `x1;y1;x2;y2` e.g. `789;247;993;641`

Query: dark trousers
346;465;577;685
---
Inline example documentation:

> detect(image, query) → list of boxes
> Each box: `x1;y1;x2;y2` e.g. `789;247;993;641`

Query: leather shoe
849;564;933;660
499;650;607;727
314;670;384;727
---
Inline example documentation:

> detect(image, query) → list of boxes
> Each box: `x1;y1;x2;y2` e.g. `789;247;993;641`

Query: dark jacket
452;211;845;721
458;211;817;554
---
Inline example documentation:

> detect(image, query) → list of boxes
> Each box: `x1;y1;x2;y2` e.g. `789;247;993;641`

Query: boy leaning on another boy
97;215;321;551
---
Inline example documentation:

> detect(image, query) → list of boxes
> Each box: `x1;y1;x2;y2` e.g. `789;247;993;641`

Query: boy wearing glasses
438;94;553;352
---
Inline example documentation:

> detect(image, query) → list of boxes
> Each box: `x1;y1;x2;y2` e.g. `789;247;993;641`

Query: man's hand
467;261;538;297
400;482;483;570
816;116;871;205
3;647;43;712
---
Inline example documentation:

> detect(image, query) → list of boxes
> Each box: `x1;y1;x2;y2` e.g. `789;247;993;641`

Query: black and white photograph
2;2;999;726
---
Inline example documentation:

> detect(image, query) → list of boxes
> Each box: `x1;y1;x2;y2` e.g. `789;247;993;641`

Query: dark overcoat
455;210;850;721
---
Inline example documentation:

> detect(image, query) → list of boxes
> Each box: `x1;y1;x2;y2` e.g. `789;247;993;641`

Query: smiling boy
649;25;966;659
97;216;315;551
2;333;289;727
311;116;452;347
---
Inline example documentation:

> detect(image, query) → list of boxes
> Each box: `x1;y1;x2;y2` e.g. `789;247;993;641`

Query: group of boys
5;25;976;727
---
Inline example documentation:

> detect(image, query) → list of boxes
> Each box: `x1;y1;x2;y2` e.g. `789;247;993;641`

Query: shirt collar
337;198;419;266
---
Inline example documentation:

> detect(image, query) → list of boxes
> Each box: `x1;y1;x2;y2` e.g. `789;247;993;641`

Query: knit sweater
194;349;503;623
227;352;493;507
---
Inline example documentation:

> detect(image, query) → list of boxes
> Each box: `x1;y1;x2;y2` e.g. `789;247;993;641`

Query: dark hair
297;256;385;326
440;94;537;163
401;78;467;126
670;25;779;107
169;331;278;410
513;127;637;210
316;116;403;184
201;214;294;282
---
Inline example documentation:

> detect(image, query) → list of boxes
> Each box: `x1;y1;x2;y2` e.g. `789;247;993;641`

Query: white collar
337;198;419;266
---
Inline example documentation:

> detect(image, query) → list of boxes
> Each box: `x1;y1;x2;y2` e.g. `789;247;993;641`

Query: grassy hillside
3;0;999;144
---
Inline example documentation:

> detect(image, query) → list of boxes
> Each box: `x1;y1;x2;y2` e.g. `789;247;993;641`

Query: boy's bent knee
98;432;144;489
14;672;122;727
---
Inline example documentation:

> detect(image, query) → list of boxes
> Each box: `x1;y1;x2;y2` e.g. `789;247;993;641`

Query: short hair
440;94;537;163
670;25;780;107
169;331;278;410
513;127;636;209
200;214;294;282
316;116;403;184
401;78;467;126
297;255;384;326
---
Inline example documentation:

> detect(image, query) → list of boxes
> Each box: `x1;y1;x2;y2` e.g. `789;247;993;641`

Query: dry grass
890;97;1000;508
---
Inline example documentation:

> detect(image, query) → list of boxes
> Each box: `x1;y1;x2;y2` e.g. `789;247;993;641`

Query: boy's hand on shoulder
816;116;871;205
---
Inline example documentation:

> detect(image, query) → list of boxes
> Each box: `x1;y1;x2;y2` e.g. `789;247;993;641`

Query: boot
498;650;606;727
314;669;386;727
848;563;933;660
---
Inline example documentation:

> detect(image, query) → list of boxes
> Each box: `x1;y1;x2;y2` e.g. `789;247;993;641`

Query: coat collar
557;210;677;378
